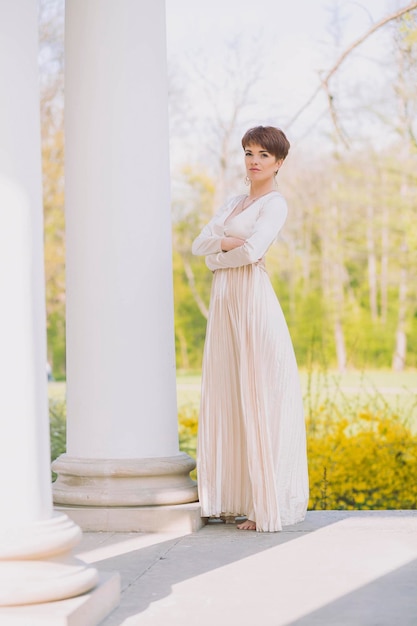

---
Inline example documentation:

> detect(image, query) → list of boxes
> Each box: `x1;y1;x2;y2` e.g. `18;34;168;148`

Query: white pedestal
54;502;205;534
52;454;198;506
0;572;120;626
0;514;100;606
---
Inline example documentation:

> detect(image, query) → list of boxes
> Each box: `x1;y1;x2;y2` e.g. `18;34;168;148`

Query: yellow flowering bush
179;404;417;510
307;407;417;510
178;405;198;480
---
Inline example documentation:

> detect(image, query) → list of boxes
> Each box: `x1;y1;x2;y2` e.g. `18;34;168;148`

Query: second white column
53;0;199;530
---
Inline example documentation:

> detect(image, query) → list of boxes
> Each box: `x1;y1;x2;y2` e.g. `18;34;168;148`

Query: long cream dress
192;191;309;532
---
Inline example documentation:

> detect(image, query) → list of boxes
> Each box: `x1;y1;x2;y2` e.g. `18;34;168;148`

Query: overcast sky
164;0;404;164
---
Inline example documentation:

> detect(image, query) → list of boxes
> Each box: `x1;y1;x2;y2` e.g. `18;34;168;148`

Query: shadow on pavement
287;556;417;626
88;510;417;626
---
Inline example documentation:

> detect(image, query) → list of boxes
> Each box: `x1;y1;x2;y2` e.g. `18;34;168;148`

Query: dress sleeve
205;194;288;271
191;198;237;256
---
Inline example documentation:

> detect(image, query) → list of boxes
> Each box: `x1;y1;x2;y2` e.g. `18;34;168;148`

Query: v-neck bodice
222;191;281;239
224;191;279;225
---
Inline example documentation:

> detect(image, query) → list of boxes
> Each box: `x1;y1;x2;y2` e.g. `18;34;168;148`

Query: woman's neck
249;183;275;199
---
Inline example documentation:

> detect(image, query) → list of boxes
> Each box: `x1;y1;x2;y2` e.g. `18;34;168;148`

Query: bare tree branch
320;76;350;148
287;2;417;131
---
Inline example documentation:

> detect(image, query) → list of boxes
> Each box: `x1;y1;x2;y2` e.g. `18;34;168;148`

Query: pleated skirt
197;263;309;531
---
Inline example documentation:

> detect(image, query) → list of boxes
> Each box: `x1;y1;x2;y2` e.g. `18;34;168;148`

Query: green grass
48;381;66;403
175;369;417;430
49;368;417;431
301;368;417;431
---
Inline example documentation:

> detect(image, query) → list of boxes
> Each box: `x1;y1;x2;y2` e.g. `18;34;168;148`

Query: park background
41;0;417;509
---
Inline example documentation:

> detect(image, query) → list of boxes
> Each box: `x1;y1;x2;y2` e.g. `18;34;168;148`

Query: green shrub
49;400;66;480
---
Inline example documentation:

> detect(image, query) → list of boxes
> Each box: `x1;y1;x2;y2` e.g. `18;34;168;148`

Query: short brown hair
241;126;290;160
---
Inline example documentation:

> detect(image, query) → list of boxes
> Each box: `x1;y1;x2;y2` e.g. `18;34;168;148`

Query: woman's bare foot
236;519;256;531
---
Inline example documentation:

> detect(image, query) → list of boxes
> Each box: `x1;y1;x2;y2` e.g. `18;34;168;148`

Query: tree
39;0;66;377
389;15;417;370
287;1;417;146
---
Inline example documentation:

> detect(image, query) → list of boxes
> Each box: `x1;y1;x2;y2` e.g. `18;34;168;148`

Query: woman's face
244;143;282;185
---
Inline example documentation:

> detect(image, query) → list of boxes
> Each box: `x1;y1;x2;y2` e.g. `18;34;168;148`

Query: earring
274;170;279;188
244;176;250;186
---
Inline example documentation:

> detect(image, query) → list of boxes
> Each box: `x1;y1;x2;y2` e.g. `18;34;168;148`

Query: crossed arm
220;236;246;252
192;195;288;271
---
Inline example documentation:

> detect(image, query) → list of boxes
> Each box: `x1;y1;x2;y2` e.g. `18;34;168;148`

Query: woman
192;126;309;532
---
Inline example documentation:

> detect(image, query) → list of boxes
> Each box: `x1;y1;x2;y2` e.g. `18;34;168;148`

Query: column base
0;571;120;626
52;453;198;507
0;513;101;607
54;502;205;533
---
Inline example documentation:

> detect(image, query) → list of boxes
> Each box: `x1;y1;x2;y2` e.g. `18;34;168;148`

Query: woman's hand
221;236;246;252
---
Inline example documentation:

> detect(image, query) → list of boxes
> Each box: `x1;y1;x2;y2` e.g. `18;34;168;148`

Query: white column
0;0;104;610
52;0;199;531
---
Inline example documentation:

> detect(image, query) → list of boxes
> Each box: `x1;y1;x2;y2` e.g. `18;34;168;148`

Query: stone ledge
54;502;205;533
0;571;120;626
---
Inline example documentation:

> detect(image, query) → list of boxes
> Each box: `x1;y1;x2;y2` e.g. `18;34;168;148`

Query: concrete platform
75;510;417;626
